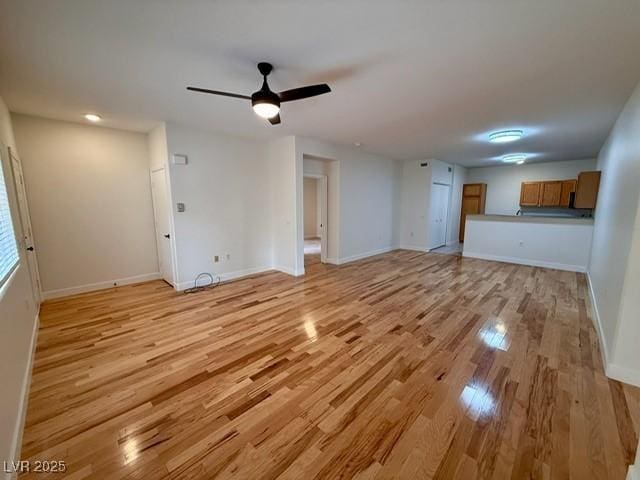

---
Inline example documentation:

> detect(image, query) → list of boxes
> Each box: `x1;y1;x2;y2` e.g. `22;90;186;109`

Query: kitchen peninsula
462;214;594;272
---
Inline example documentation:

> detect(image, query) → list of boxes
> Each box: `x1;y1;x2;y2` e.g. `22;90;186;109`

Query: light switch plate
173;154;188;165
177;202;185;212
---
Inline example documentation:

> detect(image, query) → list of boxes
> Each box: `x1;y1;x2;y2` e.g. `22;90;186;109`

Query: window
0;157;19;288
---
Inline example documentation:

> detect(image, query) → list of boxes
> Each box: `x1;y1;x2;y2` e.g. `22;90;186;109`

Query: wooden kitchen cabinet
459;183;486;242
575;171;601;209
560;179;577;207
539;181;563;206
520;182;542;206
519;172;599;208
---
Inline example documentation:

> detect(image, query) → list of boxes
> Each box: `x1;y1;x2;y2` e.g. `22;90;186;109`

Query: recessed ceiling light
84;113;101;122
516;160;525;165
489;130;523;143
354;142;362;147
502;154;527;163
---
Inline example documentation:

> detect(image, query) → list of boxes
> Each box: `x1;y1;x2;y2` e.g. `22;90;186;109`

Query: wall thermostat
173;154;188;165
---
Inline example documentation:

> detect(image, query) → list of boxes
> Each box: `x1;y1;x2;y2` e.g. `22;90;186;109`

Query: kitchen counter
463;214;594;272
467;214;594;225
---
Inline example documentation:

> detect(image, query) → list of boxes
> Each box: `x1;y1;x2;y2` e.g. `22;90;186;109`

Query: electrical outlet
213;255;219;263
519;240;524;247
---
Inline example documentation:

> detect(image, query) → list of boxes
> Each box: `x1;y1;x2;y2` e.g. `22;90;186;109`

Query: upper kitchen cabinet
519;173;599;208
560;180;577;207
574;171;601;209
520;182;542;206
539;181;562;206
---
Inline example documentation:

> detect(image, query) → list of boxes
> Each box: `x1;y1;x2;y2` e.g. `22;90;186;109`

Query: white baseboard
9;313;39;474
397;244;429;253
585;272;640;387
325;257;339;265
176;266;273;291
586;272;610;369
42;272;162;300
607;363;640;388
271;265;303;277
462;251;587;273
335;246;397;265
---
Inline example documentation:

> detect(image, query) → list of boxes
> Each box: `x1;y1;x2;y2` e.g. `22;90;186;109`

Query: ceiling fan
187;62;331;125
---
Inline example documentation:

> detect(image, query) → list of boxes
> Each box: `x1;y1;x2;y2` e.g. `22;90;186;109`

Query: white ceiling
1;0;639;167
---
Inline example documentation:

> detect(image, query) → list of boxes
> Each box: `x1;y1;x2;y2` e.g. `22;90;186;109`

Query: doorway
303;174;327;267
150;168;175;286
8;147;41;310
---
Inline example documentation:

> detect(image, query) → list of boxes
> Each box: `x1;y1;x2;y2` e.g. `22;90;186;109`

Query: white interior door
429;183;450;250
150;168;175;286
9;148;41;309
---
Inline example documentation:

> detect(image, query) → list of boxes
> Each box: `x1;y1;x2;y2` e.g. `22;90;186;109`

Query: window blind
0;158;19;288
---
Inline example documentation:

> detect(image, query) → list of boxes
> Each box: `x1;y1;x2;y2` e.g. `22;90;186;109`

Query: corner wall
12;114;160;298
399;158;458;251
294;137;401;268
447;164;467;245
588;81;640;386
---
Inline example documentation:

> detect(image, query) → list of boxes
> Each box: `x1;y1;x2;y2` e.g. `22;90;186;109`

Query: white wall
303;177;318;238
399;160;433;250
463;216;594;272
466;158;597;215
12;114;159;298
268;136;298;275
0;97;38;479
164;122;274;287
588;81;640;386
447;164;467;244
295;138;401;267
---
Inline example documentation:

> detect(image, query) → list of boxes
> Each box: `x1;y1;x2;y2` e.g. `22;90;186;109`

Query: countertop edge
466;214;594;225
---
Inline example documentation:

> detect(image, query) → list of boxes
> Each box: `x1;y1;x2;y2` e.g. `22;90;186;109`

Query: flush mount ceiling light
502;154;527;163
489;130;523;143
251;91;280;119
84;113;101;122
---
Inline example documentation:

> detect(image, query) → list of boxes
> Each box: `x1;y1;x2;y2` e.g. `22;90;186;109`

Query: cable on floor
183;272;221;294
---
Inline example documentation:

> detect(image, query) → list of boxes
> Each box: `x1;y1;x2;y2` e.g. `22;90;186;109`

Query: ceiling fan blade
278;84;331;102
268;114;281;125
187;87;251;100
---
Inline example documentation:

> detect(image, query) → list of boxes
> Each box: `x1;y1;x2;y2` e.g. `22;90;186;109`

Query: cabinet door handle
164;234;170;239
26;246;34;251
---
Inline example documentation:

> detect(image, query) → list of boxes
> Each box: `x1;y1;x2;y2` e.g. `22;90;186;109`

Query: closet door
429;184;450;250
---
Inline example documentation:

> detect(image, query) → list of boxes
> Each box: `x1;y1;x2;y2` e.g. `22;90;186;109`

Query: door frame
8;146;42;309
303;173;328;264
149;166;177;287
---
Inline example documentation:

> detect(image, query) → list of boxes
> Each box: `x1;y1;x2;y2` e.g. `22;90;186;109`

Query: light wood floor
21;250;640;479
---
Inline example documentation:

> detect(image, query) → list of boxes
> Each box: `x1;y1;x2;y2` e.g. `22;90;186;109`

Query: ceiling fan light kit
187;62;331;125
